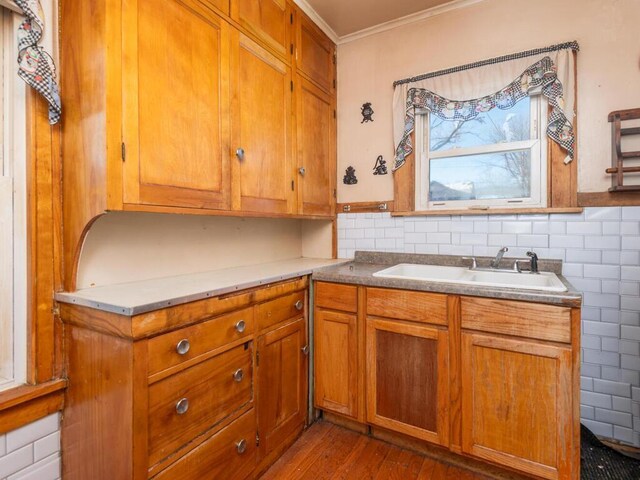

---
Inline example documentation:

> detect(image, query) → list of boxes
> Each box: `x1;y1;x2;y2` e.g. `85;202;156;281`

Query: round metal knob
236;439;247;455
294;300;304;311
301;345;310;356
233;368;244;383
175;398;189;415
235;319;246;333
298;167;306;176
236;148;245;160
176;339;191;356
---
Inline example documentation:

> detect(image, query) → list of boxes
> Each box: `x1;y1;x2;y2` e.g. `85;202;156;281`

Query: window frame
414;95;548;211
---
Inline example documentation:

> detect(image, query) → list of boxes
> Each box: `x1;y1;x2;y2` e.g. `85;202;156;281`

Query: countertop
312;252;582;308
55;257;349;315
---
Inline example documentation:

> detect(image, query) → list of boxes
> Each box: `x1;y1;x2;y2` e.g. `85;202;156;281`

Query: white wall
336;0;640;202
338;206;640;446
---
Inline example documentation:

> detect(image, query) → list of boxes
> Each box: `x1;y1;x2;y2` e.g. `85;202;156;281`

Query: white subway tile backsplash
0;446;33;478
6;415;58;454
338;207;640;446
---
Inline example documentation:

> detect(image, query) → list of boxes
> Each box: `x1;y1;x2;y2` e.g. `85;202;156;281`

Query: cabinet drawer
147;307;254;376
460;297;571;343
315;282;357;313
366;287;447;326
256;291;305;331
152;409;257;480
148;343;253;466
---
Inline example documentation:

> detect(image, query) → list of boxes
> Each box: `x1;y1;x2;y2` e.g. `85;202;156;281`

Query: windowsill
392;206;583;217
0;378;66;434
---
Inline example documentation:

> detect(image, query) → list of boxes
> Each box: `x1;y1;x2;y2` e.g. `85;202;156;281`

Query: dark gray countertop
312;252;582;308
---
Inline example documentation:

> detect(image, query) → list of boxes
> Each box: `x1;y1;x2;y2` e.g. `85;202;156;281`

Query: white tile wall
0;414;60;480
338;206;640;446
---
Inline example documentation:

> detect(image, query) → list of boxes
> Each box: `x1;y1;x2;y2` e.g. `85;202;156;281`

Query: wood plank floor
260;421;493;479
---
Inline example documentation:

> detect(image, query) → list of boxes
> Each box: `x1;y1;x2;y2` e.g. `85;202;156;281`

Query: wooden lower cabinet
366;317;450;447
61;277;309;480
461;332;574;480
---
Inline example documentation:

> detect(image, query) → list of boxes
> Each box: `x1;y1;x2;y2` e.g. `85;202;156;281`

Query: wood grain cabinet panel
314;308;359;419
296;77;336;216
122;0;231;210
315;282;357;313
255;291;305;332
230;0;291;60
366;317;449;447
295;11;335;95
230;32;295;214
461;332;574;480
257;319;307;459
366;287;448;326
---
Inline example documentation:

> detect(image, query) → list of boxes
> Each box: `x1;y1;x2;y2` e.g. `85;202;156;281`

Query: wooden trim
336;201;394;214
393;142;415;213
0;379;66;434
578;191;640;207
392;207;583;217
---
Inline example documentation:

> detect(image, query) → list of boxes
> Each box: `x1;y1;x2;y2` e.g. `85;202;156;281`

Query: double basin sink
373;263;567;292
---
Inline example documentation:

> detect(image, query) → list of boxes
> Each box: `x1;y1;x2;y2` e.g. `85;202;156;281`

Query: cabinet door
296;12;335;95
230;0;291;60
257;318;307;458
230;32;295;214
122;0;231;210
314;308;359;419
366;317;449;447
296;77;335;216
461;332;574;480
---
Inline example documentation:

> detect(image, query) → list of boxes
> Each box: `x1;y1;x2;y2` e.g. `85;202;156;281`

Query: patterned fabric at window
392;46;577;171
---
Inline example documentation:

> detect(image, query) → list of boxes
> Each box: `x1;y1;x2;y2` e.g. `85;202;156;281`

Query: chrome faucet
490;247;508;269
527;251;539;273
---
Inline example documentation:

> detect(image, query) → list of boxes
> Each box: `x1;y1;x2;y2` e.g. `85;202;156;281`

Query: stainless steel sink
373;263;567;292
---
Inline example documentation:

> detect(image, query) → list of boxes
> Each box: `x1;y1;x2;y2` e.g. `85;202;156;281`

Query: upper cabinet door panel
122;0;231;210
296;13;335;95
230;0;291;60
296;77;335;216
230;32;294;214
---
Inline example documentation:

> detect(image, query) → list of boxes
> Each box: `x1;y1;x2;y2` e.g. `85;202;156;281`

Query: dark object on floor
581;423;640;479
343;166;358;185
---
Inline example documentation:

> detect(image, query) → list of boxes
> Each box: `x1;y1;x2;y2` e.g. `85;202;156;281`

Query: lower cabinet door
460;332;574;480
366;317;450;447
257;318;308;458
152;409;257;480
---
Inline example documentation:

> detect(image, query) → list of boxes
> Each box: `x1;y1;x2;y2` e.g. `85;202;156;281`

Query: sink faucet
490;247;508;269
527;251;539;273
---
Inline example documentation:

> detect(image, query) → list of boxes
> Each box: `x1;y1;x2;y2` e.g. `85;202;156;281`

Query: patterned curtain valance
392;45;577;172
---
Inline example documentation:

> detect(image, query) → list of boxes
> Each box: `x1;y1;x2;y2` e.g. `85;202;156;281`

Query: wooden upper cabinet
295;12;335;95
230;0;292;61
461;332;574;480
230;32;295;214
366;318;450;447
296;77;335;216
122;0;231;210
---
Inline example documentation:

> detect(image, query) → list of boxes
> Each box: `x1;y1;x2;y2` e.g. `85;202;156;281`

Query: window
415;95;547;211
0;5;27;391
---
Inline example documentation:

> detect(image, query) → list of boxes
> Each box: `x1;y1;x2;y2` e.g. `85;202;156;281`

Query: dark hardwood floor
260;421;494;479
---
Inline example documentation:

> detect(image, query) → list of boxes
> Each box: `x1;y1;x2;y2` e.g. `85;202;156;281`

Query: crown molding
292;0;340;44
337;0;486;45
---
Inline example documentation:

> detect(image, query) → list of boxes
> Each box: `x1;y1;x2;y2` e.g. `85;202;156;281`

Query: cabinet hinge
290;43;294;55
291;80;294;92
256;351;259;367
333;109;336;119
256;432;260;446
333;78;336;89
290;13;293;24
291;180;295;191
333;188;336;199
121;142;126;162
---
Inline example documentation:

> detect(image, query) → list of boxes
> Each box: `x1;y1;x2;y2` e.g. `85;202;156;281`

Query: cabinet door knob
236;439;247;455
176;339;191;355
233;368;244;383
175;398;189;415
298;167;306;176
301;345;309;355
236;148;245;160
235;319;246;333
294;300;304;311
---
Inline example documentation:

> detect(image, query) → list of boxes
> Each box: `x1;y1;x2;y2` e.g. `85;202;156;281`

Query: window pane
429;150;532;202
429;98;531;152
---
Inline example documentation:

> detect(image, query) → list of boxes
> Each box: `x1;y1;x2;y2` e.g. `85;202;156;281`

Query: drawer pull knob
236;147;245;161
175;398;189;415
235;319;246;333
301;345;309;355
236;439;247;454
294;300;304;311
233;368;244;383
176;339;191;355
